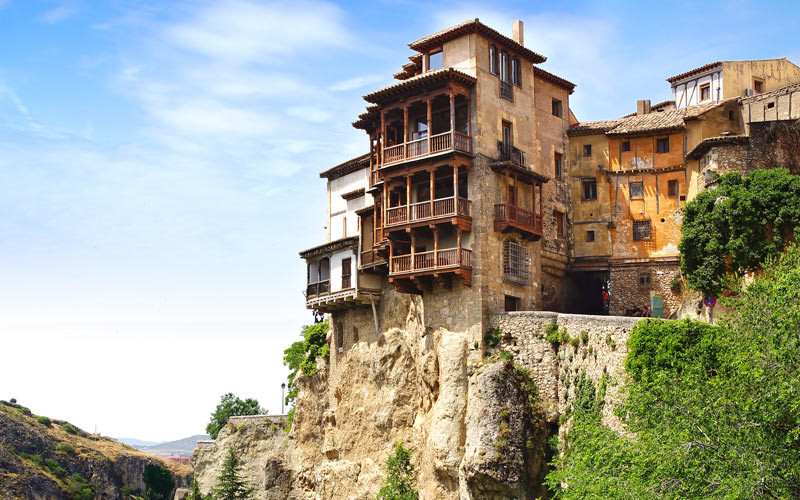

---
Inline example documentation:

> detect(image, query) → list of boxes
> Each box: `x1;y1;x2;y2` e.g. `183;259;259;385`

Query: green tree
376;443;418;500
212;449;253;500
186;478;205;500
546;244;800;499
282;320;330;432
206;393;264;440
679;168;800;295
63;473;95;500
143;463;175;500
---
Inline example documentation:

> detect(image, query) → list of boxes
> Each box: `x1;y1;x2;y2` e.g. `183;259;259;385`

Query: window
668;179;679;197
729;110;735;121
502;120;513;146
700;83;711;101
503;239;529;285
552;99;562;118
638;269;652;287
586;230;595;242
504;295;521;312
753;78;764;93
554;152;563;179
428;50;443;71
629;181;644;199
511;56;521;86
341;258;352;289
633;219;652;241
622;141;631;152
489;46;499;75
555;211;565;237
583;144;592;157
767;102;775;109
656;138;669;153
500;51;510;82
582;179;597;200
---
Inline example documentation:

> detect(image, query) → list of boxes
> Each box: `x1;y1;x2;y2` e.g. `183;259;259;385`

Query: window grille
638;269;652;287
633;219;652;241
503;239;530;285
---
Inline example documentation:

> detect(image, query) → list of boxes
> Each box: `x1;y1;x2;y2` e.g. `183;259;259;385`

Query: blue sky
1;0;799;441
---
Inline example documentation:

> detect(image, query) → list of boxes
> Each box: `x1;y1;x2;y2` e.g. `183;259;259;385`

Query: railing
500;81;513;101
497;141;525;166
360;249;385;267
341;274;351;289
390;248;472;275
306;280;330;297
385;197;471;227
382;131;471;166
494;203;543;234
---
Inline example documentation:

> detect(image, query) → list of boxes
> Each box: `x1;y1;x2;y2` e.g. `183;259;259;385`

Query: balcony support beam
426;99;432;160
403;106;409;159
429;168;435;216
449;90;455;149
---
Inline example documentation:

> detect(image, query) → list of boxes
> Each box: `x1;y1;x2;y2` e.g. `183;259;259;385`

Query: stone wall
608;262;682;318
748;120;800;174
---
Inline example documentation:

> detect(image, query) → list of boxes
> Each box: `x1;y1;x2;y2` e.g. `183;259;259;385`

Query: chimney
637;99;651;115
512;20;524;46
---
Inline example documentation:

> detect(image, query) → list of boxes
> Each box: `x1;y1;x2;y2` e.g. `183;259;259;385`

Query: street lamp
281;383;286;415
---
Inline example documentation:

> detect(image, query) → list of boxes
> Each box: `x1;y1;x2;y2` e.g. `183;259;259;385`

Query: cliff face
193;287;643;499
0;401;191;500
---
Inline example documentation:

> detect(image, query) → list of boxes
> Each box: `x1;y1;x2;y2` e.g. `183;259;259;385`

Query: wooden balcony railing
497;141;525;167
382;131;472;167
390;248;472;275
385;197;471;228
500;81;513;101
494;203;543;235
360;249;385;267
306;280;330;297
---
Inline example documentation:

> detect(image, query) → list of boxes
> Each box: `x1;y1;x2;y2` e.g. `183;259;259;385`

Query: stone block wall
487;311;642;433
608;262;682;318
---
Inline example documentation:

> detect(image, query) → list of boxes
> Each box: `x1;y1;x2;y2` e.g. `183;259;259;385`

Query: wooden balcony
494;203;543;239
389;247;472;289
306;280;330;298
385;196;471;229
359;248;386;269
382;132;472;167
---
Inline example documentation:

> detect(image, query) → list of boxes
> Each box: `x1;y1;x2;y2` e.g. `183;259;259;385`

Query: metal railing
497;141;526;166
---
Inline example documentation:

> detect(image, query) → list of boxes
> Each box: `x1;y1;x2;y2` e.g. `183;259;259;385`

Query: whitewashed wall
328;167;372;242
672;70;724;108
329;248;355;293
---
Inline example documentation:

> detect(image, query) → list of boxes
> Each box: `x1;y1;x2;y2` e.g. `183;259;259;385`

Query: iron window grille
633;219;652;241
503;239;530;285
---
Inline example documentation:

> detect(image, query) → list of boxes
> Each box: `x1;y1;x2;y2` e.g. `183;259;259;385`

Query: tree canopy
679;168;800;295
283;320;330;431
212;449;253;500
547;243;800;499
206;393;264;440
376;443;418;500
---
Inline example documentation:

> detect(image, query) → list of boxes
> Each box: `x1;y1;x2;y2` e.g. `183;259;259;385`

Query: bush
36;416;52;426
55;443;75;454
205;394;264;440
44;457;66;478
284;407;295;433
9;398;16;404
376;443;418;500
143;463;175;500
64;473;94;500
669;275;682;294
580;331;589;345
484;328;502;348
61;423;78;435
545;323;560;345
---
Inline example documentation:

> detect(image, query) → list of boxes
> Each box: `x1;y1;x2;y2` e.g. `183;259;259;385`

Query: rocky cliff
0;401;191;500
193;289;643;499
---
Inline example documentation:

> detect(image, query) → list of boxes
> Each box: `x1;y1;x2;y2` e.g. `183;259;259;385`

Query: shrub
670;275;682;294
282;320;331;419
64;473;94;500
44;457;66;478
376;443;418;500
20;452;43;466
55;443;74;454
580;331;589;345
484;328;502;348
36;416;52;427
9;398;16;404
545;323;560;345
497;350;513;361
61;423;78;435
285;407;295;433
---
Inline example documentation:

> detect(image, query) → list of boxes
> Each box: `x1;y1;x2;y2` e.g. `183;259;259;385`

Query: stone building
302;18;576;349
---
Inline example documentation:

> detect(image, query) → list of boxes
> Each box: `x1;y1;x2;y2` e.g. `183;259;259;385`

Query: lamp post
281;383;286;415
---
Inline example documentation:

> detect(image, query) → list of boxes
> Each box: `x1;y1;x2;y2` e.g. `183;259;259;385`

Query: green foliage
64;473;94;500
285;407;295;433
45;457;67;478
376;443;418;500
213;449;254;500
282;320;331;427
9;398;16;404
186;479;206;500
143;463;174;500
484;327;502;348
580;331;589;345
19;452;43;467
679;168;800;295
669;274;682;294
36;416;52;426
206;393;264;440
497;350;513;361
546;244;800;499
61;423;78;435
545;322;560;345
121;485;135;497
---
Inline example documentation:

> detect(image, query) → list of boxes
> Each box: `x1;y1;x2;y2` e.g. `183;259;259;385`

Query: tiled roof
362;67;476;104
533;66;576;94
567;119;622;137
741;80;800;104
666;62;722;84
394;54;423;81
319;153;370;180
686;135;750;160
299;236;359;259
409;19;547;64
650;100;675;111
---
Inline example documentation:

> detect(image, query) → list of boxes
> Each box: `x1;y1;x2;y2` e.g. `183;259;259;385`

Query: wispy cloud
40;4;79;24
330;74;384;92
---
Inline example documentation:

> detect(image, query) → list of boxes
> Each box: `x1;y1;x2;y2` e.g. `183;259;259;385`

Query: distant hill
115;437;161;448
138;434;211;457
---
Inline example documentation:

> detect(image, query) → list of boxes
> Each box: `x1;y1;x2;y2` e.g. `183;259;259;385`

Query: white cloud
40;4;79;24
329;74;383;92
287;105;332;123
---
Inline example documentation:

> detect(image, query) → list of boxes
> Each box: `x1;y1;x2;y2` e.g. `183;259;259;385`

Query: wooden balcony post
539;182;543;217
410;231;416;270
403;106;409;160
382;181;388;237
532;179;536;216
429;168;434;215
406;175;411;218
457;227;462;266
380;110;386;166
426;99;432;154
434;226;439;253
449;90;456;146
453;164;458;204
505;169;510;203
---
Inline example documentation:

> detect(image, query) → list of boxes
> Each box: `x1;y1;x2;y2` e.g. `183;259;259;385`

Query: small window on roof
428;50;443;71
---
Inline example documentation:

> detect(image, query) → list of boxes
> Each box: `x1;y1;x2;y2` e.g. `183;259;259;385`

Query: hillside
137;435;210;457
0;400;191;500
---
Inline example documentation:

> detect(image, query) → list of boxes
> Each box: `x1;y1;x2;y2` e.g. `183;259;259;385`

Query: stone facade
607;262;683;318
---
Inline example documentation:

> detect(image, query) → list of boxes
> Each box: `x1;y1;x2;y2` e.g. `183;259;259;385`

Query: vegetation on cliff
376;443;418;500
547;244;800;498
206;393;265;440
212;449;254;500
283;319;330;430
679;168;800;295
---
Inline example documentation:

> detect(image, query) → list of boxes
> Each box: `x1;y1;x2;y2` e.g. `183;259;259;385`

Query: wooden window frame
753;78;764;94
629;181;644;200
341;257;352;289
582;179;597;200
489;45;499;75
656;137;670;154
700;83;711;101
554;152;563;179
552;98;562;118
583;144;592;157
668;179;679;197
